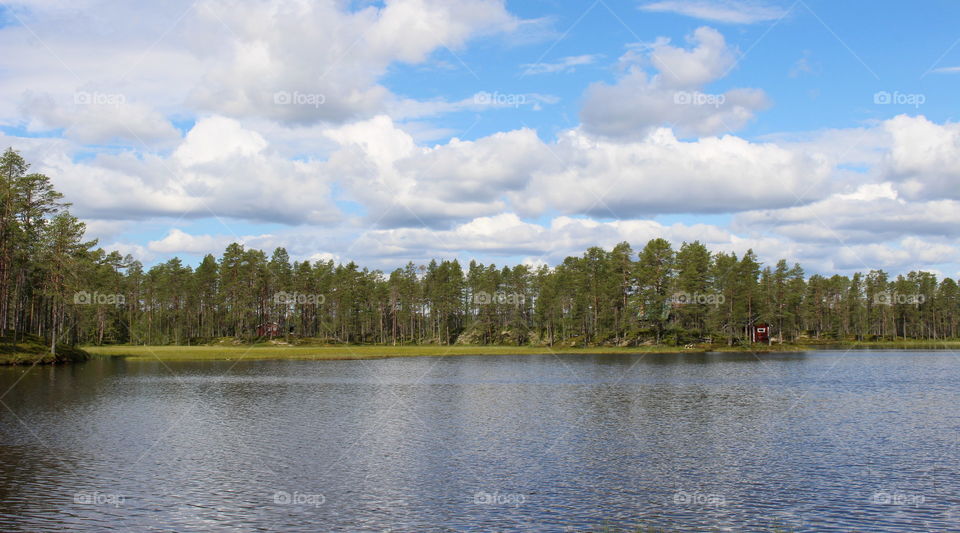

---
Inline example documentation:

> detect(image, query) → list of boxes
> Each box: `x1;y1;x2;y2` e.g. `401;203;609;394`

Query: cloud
148;228;235;254
733;179;960;248
387;91;559;120
147;228;293;256
308;252;340;263
8;100;828;232
581;70;768;138
0;0;525;130
325;115;551;228
102;242;154;263
882;115;960;201
19;92;181;147
521;54;601;75
173;115;267;166
0;0;206;126
322;115;828;227
342;213;880;275
82;219;131;242
120;209;960;276
580;27;769;138
645;26;737;88
832;239;960;271
187;0;520;125
512;127;830;218
16;105;956;276
788;51;819;78
639;0;788;24
34;116;342;225
350;213;738;262
103;212;747;269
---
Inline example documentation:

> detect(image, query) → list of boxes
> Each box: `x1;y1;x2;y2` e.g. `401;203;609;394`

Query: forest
2;147;957;350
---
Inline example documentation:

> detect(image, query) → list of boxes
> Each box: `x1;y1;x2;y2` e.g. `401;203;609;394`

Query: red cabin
256;322;281;337
750;323;770;344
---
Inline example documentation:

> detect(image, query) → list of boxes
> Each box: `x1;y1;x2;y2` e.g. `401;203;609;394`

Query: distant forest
2;147;957;350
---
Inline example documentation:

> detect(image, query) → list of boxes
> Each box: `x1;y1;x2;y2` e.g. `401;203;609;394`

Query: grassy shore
0;333;90;365
84;342;807;361
80;338;960;362
799;338;960;350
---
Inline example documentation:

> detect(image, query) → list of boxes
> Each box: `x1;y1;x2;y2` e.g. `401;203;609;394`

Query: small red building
256;322;281;337
750;323;770;344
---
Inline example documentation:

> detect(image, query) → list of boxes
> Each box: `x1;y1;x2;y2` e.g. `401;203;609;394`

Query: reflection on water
1;351;959;531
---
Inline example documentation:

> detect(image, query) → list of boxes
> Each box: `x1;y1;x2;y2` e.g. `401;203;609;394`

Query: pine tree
636;239;675;344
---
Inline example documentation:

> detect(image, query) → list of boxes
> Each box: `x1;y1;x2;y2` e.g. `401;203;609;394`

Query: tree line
3;147;958;350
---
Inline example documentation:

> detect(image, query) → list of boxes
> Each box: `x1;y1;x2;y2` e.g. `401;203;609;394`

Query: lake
1;351;959;531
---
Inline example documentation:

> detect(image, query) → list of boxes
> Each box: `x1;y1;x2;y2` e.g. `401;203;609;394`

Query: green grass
83;342;806;361
797;338;960;349
83;337;960;362
43;337;960;363
854;340;960;348
0;332;90;365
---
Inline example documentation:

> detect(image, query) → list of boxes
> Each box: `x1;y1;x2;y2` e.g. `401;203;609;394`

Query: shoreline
78;341;960;362
0;334;90;366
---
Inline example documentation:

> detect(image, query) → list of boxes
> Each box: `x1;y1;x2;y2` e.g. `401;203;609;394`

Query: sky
2;0;960;276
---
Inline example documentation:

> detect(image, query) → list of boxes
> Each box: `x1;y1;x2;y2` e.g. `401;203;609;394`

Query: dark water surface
1;351;959;531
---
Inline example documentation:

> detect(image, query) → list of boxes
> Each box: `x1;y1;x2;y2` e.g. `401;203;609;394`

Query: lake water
1;351;959;531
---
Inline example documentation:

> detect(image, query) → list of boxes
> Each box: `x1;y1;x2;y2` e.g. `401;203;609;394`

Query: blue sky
1;0;960;276
380;1;960;140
